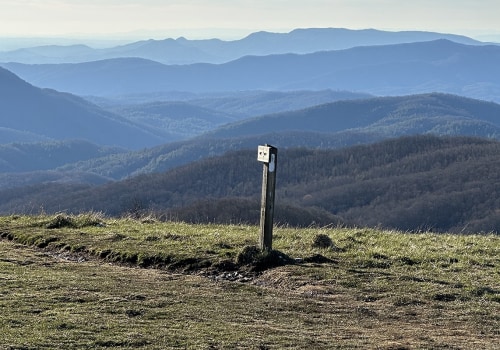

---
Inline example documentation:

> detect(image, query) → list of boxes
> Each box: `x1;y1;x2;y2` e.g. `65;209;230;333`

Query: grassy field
0;214;499;349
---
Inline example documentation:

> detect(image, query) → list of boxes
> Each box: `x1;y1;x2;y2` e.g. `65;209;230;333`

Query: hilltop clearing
0;214;498;349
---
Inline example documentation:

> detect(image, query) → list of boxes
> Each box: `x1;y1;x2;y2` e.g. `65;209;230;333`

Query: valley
1;27;500;234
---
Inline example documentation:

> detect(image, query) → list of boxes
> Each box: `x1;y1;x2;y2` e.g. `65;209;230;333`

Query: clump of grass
46;214;76;229
74;212;107;227
30;212;106;230
236;245;295;272
312;233;337;249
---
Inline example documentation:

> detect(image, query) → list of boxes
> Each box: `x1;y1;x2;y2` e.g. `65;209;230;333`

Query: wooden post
257;144;278;251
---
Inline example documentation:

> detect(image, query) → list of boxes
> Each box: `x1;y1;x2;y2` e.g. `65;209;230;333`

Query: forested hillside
206;93;500;139
30;93;500;182
1;135;498;233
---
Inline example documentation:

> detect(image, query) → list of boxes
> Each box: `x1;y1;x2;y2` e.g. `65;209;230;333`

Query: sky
1;0;500;44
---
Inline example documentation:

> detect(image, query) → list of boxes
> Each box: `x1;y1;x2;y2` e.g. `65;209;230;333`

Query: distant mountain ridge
3;40;499;103
0;28;485;65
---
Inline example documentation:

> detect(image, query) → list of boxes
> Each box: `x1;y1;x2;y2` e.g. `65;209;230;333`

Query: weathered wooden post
257;144;278;251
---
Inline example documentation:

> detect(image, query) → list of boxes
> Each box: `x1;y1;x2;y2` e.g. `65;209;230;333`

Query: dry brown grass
1;214;499;349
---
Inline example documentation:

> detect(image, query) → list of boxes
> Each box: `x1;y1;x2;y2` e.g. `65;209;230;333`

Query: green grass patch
0;214;499;349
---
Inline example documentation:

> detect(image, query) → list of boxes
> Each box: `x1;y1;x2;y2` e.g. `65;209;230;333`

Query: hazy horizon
1;0;500;50
1;27;499;52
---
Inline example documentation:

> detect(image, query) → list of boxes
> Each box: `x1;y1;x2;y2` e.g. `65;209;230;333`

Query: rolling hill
1;135;499;234
205;93;500;139
185;90;372;118
0;67;167;148
88;90;372;140
0;65;372;150
0;28;484;65
2;92;498;183
0;140;124;173
107;101;237;140
3;40;499;103
50;93;500;181
90;90;372;118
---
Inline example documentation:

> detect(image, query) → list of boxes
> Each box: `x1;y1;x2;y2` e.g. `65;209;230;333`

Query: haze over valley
1;27;500;233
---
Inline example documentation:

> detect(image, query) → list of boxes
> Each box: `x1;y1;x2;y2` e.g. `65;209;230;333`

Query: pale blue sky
1;0;499;41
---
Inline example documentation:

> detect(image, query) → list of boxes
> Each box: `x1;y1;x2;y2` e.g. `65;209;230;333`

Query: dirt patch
168;257;212;272
303;254;336;264
0;230;14;240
